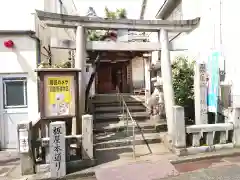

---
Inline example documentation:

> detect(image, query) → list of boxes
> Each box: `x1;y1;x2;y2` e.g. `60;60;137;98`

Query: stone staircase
92;94;168;161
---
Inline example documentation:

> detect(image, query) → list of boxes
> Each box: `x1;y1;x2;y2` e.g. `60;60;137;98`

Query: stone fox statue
146;88;166;119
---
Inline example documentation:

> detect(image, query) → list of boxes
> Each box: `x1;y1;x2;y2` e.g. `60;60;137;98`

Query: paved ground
93;153;240;180
161;164;240;180
0;150;19;179
75;161;240;180
2;149;240;179
95;159;179;180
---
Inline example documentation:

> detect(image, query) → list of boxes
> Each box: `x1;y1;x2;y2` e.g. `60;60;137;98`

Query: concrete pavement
2;148;240;179
161;164;240;179
94;155;240;180
0;150;20;179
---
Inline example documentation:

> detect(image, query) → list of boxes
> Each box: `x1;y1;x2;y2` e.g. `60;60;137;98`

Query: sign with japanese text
50;121;66;178
47;77;72;116
199;63;208;124
19;129;29;153
39;70;77;119
199;64;207;86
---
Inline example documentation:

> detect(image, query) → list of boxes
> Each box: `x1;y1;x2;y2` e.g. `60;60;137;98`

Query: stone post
143;54;151;103
82;114;93;159
75;26;86;134
194;63;208;125
173;106;186;148
17;121;35;175
159;29;175;136
231;108;240;147
50;121;66;178
193;63;208;145
43;122;50;163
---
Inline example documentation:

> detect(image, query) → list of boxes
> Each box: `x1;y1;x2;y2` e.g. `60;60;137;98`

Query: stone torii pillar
159;29;175;136
143;53;151;103
74;26;86;134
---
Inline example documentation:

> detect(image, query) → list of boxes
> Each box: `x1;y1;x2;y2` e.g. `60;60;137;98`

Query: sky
74;0;143;19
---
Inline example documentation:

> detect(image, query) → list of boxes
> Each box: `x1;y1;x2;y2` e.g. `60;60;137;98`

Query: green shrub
172;56;195;106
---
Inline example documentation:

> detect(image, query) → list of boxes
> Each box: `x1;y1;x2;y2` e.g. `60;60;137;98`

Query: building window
3;77;27;108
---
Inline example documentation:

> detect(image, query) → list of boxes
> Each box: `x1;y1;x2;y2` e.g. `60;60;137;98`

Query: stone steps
94;112;149;122
94;105;146;113
95;143;171;162
92;94;166;156
92;94;145;105
93;120;159;134
94;132;163;149
93;101;144;107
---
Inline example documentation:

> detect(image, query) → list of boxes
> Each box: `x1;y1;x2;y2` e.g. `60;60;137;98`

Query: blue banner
207;51;220;113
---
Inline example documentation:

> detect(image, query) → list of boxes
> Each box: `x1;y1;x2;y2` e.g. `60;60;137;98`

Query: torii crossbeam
36;10;199;32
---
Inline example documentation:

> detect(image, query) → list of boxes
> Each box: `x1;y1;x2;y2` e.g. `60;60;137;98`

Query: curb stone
170;148;240;164
26;169;95;180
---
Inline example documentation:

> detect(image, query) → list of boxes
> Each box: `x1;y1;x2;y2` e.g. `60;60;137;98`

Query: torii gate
36;10;200;137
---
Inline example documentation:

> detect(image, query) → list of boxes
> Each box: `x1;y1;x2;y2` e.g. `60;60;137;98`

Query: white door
0;74;28;149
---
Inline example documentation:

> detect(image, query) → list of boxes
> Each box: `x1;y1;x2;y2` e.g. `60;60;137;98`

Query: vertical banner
207;51;220;113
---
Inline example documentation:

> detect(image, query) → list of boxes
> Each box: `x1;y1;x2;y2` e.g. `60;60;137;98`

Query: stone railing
170;106;240;156
17;114;95;178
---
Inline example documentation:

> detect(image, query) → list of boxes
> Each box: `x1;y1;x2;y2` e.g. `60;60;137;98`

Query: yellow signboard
47;77;72;116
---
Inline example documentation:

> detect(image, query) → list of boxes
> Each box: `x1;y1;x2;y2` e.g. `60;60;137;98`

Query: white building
0;0;77;149
144;0;238;107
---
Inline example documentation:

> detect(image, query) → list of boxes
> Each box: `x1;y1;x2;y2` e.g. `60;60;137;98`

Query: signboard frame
36;68;81;119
